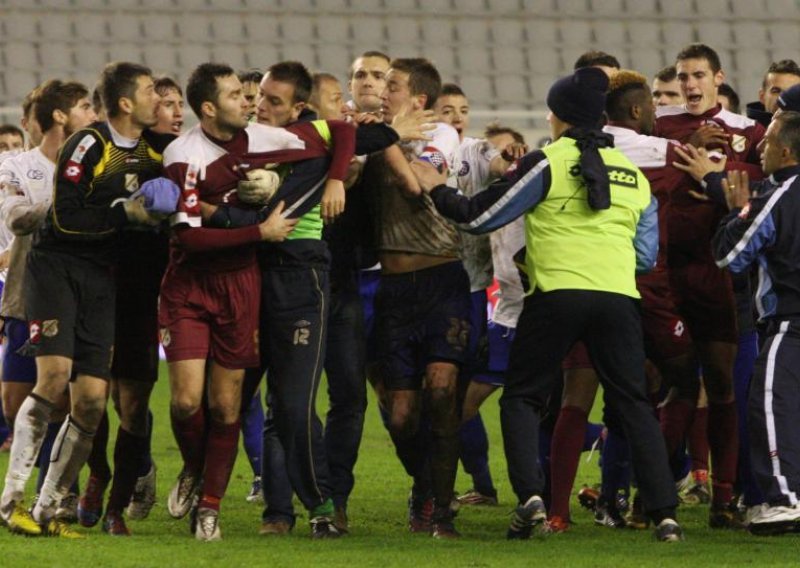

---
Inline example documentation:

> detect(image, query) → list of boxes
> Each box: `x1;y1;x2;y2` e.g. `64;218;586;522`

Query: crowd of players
0;39;799;544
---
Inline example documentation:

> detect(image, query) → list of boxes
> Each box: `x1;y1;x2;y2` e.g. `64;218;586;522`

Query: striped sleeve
428;150;550;234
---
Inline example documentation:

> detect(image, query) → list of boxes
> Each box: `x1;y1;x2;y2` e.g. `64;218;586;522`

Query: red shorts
638;270;693;362
669;261;737;344
159;263;261;369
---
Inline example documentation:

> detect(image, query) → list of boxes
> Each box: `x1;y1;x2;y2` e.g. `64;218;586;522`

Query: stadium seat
349;0;387;11
768;22;800;48
244;15;281;43
317;16;351;44
589;0;625;16
141;17;177;41
280;15;317;41
490;47;528;74
2;12;40;41
763;0;799;16
593;20;628;48
627;21;661;47
351;16;387;46
555;0;590;16
7;70;41;101
734;50;772;78
107;14;146;43
661;21;696;49
385;18;420;45
281;43;317;68
525;19;558;46
249;44;281;68
624;0;658;17
178;44;214;70
627;47;664;77
39;15;76;42
487;0;521;13
455;19;490;46
142;44;181;74
176;14;213;40
558;19;593;46
212;15;247;43
73;41;110;72
73;13;109;39
694;0;731;17
658;0;694;17
420;20;456;46
458;46;492;74
527;45;561;74
731;21;769;50
494;74;530;105
730;0;767;18
211;44;248;70
700;21;733;48
317;44;352;76
427;45;457;75
458;0;489;13
490;19;529;46
40;43;75;72
5;43;39;70
108;43;144;66
458;74;493;105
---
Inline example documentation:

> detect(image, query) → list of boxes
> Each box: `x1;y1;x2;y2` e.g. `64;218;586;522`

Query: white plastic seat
108;42;144;66
316;44;351;77
457;46;491;74
490;19;528;46
593;20;628;48
628;21;661;47
243;15;281;42
142;44;180;74
491;47;528;74
280;15;316;41
420;19;456;46
73;41;111;72
280;44;316;68
494;74;530;105
627;47;664;77
458;74;493;105
317;15;351;44
4;43;39;70
212;44;248;70
39;15;76;42
455;19;490;46
212;15;246;43
659;0;694;17
350;16;387;46
40;42;75;72
558;19;593;46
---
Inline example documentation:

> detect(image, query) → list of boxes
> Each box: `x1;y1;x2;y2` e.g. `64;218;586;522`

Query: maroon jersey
655;104;765;263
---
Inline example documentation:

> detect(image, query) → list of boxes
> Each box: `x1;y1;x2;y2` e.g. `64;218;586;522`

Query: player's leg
260;403;296;534
241;389;265;503
458;381;498;505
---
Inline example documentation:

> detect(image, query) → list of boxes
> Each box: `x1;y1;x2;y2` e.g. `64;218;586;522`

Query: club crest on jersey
160;327;171;347
63;161;83;182
27;169;44;180
731;134;746;153
125;173;139;193
42;319;59;338
29;320;41;344
69;134;96;164
458;160;470;177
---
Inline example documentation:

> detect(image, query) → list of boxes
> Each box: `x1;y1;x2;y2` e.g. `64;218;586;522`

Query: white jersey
489;217;525;328
0;149;30;282
400;122;460;186
0;147;55;317
456;136;501;292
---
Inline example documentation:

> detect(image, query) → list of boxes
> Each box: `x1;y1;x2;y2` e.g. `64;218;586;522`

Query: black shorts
375;261;471;391
111;231;168;382
25;249;116;380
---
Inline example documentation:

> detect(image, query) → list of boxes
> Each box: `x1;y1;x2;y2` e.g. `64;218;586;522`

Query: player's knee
71;397;106;431
389;406;417;439
208;404;239;425
33;368;70;402
170;397;200;421
425;363;458;391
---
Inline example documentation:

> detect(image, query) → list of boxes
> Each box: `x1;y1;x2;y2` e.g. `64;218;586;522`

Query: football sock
459;413;495;496
583;421;604;451
601;426;631;501
33;415;94;523
106;427;149;514
36;421;63;493
428;388;460;509
1;394;54;508
136;409;154;478
708;401;738;506
198;419;240;512
86;411;111;482
549;405;588;520
733;331;765;506
688;406;709;473
241;392;264;477
171;407;207;476
659;398;695;459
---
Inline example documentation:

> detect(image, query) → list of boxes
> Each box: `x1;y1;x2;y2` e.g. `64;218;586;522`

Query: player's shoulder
655;104;689;119
604;125;670;169
143;129;177;154
60;124;108;165
164;125;219;166
431;121;460;144
715;107;761;132
245;121;303;150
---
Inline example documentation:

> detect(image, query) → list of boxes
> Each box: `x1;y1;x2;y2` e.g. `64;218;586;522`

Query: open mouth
686;94;703;105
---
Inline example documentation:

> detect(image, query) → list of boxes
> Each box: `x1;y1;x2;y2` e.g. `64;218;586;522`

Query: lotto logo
608;166;639;189
63;161;83;182
673;320;685;338
185;193;198;208
29;320;41;344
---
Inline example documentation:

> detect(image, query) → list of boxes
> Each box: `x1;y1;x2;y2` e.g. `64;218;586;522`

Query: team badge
29;320;41;344
63;161;83;182
27;169;44;180
160;327;171;347
458;160;470;177
125;173;139;193
731;134;746;153
42;319;59;338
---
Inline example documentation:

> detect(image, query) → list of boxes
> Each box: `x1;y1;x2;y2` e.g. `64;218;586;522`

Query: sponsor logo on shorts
292;320;311;346
29;320;41;344
445;317;470;351
63;161;84;182
124;173;139;193
731;134;746;153
69;134;96;164
608;166;639;189
673;320;685;338
42;319;59;338
160;327;171;347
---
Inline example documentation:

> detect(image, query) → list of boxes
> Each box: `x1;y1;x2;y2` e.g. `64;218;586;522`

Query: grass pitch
1;365;797;567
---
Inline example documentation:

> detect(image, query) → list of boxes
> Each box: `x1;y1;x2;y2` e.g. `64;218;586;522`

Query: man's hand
722;170;750;211
122;199;163;226
672;143;727;182
390;102;436;142
321;179;345;224
410;160;447;194
0;249;10;271
686;124;730;149
131;177;180;214
258;201;299;241
501;142;528;163
352;112;383;125
238;167;280;205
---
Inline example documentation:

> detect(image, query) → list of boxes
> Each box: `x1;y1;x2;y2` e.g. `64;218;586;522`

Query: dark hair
21;86;41;119
717;83;740;114
266;61;312;104
100;61;153;118
349;50;391;79
154;75;183;98
34;80;90;132
238;69;264;85
574;50;621;71
655;65;677;83
91;85;104;115
441;83;466;97
186;62;236;118
484;122;525;145
0;124;24;139
675;43;722;74
606;70;649;121
389;57;442;109
775;110;800;162
762;59;800;88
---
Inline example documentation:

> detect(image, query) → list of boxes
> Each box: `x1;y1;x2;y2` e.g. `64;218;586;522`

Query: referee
411;67;682;542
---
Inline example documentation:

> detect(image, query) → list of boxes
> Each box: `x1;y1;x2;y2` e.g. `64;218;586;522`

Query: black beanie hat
546;67;610;128
777;84;800;113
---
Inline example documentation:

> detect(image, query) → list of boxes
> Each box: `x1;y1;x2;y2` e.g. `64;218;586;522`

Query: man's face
211;74;250;132
381;69;417;123
676;57;724;115
0;132;24;152
129;75;160;129
257;75;302;127
761;72;800;114
65;96;97;136
760;119;786;175
313;78;345;121
349;56;389;113
22;111;42;147
487;132;516;153
435;94;469;140
154;89;184;135
638;87;657;135
242;80;259;121
652;77;683;106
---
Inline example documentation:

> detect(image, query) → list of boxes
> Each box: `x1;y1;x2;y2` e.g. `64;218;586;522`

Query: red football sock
688;406;709;473
171;407;207;476
708;401;738;506
548;405;588;521
659;398;695;458
198;419;240;512
106;427;148;514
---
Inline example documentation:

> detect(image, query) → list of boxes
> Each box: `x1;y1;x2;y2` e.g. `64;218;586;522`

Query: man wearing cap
410;67;682;542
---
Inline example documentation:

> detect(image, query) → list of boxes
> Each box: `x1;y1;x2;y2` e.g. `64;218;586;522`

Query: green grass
1;364;797;566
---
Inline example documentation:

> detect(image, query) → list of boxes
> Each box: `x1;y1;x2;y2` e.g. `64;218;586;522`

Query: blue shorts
471;321;515;387
462;290;489;380
2;317;36;383
359;269;381;364
376;262;471;390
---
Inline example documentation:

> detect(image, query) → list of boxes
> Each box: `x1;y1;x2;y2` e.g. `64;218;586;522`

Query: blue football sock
734;330;765;506
601;426;631;501
242;390;265;476
583;421;604;451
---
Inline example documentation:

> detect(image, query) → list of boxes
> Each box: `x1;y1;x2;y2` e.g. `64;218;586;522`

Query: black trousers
499;289;677;517
748;320;800;507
